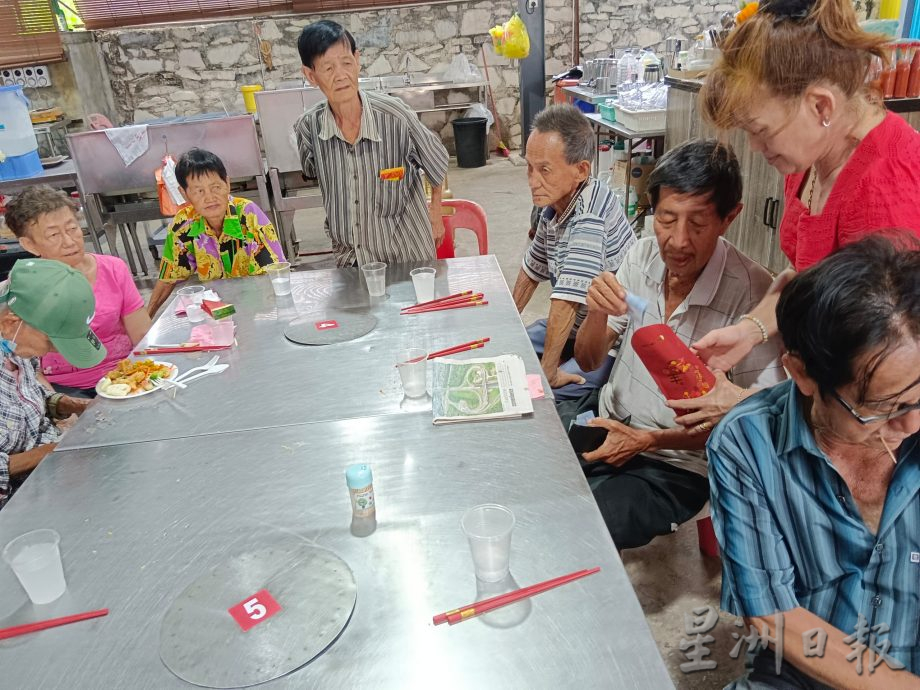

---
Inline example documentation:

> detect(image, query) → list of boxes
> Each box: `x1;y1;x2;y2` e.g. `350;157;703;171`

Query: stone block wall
94;2;561;151
87;0;740;151
577;0;738;57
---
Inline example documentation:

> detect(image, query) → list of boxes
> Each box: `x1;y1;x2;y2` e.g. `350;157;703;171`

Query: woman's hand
692;321;763;372
666;370;745;434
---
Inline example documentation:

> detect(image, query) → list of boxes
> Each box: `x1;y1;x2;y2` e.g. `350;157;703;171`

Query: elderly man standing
294;20;450;268
572;139;786;549
513;104;635;398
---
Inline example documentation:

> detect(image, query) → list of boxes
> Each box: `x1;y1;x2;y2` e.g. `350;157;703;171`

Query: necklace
807;168;817;213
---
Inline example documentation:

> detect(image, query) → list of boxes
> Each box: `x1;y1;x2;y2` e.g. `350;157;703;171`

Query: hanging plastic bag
156;155;186;217
503;13;530;60
443;53;482;83
489;25;506;56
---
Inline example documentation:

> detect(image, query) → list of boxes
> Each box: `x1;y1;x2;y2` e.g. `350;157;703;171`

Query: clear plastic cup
461;504;515;582
361;262;387;297
410;267;436;304
208;318;235;345
264;262;292;297
396;348;427;398
3;529;67;604
176;284;206;308
186;304;206;324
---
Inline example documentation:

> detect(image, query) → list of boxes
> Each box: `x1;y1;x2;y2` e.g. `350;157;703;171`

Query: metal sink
378;75;452;90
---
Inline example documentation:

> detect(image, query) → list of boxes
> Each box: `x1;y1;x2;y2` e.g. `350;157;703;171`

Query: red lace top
780;112;920;271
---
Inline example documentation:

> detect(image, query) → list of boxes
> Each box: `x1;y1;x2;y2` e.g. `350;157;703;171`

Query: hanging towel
103;124;149;166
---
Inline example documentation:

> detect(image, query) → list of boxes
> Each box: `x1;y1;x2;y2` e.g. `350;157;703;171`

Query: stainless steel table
1;254;672;688
59;256;536;451
0;159;78;196
0;417;672;689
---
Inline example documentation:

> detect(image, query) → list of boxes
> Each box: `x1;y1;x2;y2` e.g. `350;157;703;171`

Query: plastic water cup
3;529;67;604
177;284;206;307
264;262;292;297
208;318;235;344
461;504;515;582
397;348;427;398
186;304;206;324
362;262;387;297
410;267;436;304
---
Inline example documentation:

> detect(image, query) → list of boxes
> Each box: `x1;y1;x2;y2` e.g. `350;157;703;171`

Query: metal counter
59;256;538;450
0;416;672;689
66;115;269;276
0;253;672;688
255;87;327;261
0;159;78;196
561;85;618;106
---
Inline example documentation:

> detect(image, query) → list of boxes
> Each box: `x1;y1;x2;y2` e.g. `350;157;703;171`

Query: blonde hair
700;0;888;129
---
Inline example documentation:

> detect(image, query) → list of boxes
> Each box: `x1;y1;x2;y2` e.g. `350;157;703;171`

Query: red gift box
631;324;716;399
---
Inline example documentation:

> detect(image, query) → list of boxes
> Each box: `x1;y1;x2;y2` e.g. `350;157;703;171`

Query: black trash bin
452;117;487;168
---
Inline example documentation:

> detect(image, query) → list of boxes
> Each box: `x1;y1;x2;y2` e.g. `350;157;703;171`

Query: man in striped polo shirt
295;20;450;268
513;104;636;400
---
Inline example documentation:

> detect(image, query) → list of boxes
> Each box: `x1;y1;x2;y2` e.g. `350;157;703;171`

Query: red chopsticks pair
133;345;231;355
0;608;109;641
402;291;488;315
427;338;490;359
432;567;600;626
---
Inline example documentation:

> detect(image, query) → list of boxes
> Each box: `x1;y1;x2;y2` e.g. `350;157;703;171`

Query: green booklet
430;355;533;425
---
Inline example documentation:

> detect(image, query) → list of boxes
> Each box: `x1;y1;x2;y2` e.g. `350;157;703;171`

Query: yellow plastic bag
503;13;530;59
489;25;505;56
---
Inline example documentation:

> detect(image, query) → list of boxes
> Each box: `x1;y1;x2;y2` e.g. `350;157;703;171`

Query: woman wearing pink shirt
5;186;152;397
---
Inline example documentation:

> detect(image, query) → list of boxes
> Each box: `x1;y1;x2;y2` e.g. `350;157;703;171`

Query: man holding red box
571;140;786;550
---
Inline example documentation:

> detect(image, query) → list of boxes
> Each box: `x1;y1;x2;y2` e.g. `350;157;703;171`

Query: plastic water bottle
617;50;636;87
346;463;377;537
626;187;639;218
0;85;42;181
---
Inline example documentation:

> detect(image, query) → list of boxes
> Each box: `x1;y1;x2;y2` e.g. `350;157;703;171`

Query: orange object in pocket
379;166;405;181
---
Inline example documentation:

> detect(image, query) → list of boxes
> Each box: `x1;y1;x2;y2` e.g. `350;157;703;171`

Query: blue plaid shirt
708;380;920;672
0;356;59;510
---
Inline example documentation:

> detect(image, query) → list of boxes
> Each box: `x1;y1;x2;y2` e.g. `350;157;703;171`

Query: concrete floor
288;159;744;689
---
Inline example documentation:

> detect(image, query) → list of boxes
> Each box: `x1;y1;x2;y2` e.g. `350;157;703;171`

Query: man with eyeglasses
707;236;920;689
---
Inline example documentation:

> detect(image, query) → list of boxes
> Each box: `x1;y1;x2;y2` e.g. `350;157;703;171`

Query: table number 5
228;589;282;631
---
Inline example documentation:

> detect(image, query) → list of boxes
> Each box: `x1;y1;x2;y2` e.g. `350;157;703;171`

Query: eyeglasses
832;390;920;425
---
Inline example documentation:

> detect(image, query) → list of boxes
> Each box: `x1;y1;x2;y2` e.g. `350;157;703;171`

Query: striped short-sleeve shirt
708;380;920;672
294;90;449;268
598;236;787;476
522;178;635;330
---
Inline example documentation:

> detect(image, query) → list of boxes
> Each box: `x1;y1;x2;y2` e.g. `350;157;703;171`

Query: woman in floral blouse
146;148;286;316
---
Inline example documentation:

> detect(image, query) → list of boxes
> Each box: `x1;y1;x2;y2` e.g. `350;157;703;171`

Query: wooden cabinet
664;83;788;274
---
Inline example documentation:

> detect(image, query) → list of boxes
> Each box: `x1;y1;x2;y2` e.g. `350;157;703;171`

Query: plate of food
95;359;178;399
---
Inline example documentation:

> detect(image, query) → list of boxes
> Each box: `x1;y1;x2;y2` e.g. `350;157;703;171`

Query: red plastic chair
435;199;489;259
697;516;720;559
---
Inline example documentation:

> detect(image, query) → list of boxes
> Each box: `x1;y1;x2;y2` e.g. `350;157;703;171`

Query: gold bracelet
739;314;768;344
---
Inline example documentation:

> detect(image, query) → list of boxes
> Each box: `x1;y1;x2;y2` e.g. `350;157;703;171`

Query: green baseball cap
0;258;106;368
